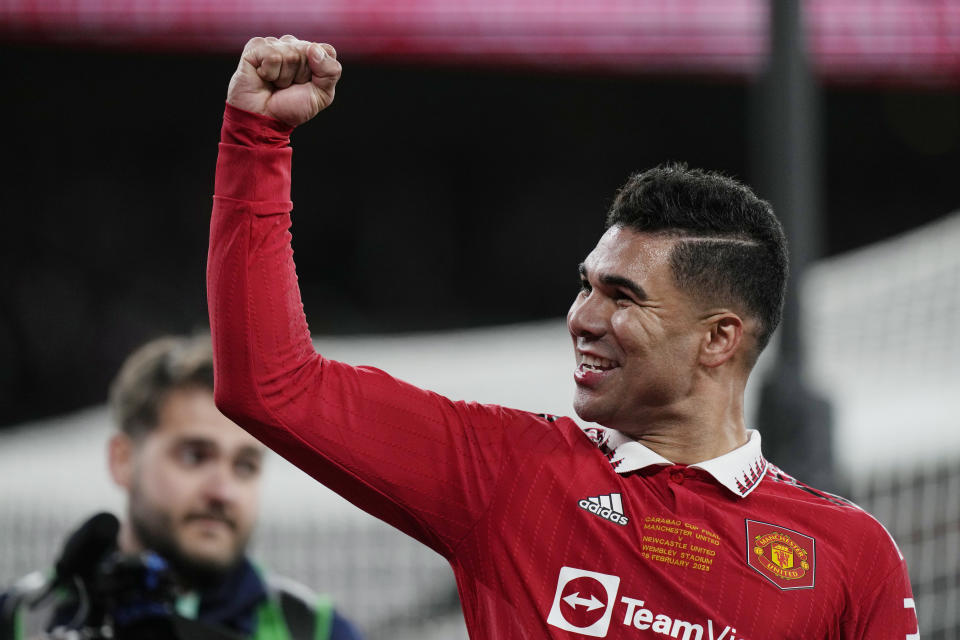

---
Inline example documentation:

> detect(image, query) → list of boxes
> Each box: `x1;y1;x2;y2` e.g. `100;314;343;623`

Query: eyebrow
579;263;648;301
237;446;265;459
177;437;215;450
176;438;265;458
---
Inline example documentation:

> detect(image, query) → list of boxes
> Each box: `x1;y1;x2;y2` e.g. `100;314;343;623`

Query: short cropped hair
108;335;215;439
606;163;788;355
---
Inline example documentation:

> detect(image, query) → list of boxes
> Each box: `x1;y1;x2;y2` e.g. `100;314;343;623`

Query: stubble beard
573;383;613;426
128;478;248;589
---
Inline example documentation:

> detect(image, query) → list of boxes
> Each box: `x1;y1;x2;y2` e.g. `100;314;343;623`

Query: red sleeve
840;530;919;639
207;103;511;556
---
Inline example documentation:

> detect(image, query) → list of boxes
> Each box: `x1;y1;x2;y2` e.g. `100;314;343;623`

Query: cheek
141;464;196;512
609;309;655;352
236;484;262;528
244;484;262;514
666;321;705;360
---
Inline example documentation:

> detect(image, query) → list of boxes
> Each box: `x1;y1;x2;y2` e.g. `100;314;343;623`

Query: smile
574;352;620;388
579;353;619;371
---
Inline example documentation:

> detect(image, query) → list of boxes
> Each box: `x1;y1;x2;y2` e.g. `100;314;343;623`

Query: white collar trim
595;428;768;498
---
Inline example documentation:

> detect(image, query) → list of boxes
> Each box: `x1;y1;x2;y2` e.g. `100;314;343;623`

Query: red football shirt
207;104;920;639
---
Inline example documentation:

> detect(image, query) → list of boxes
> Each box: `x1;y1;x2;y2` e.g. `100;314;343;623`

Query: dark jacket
1;557;363;640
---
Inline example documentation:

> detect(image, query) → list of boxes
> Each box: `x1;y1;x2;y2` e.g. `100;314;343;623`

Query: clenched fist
227;35;342;128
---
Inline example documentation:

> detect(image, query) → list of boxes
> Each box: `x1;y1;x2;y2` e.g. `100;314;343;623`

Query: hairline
123;381;216;442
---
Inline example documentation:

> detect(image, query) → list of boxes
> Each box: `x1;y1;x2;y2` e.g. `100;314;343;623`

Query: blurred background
1;0;958;637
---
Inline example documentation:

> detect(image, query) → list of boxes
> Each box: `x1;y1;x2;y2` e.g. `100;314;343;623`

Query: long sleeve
206;105;529;557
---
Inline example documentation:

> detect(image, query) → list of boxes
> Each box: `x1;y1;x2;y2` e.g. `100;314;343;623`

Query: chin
190;544;246;570
179;537;239;570
177;553;242;588
573;397;607;425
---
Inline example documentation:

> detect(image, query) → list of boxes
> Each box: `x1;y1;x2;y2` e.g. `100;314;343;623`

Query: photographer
1;335;362;640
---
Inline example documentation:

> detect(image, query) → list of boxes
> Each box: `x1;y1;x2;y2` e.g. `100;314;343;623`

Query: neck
617;378;748;465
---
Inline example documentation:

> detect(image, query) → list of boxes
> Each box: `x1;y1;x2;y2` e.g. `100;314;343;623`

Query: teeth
581;354;616;370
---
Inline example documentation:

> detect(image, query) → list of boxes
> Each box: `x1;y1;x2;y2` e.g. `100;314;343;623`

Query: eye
578;278;592;295
177;444;211;468
234;457;262;479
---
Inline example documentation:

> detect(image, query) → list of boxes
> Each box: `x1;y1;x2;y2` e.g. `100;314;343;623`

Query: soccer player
207;36;920;638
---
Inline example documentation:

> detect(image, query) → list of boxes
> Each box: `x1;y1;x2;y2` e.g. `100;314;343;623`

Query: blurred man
207;36;919;638
0;335;362;640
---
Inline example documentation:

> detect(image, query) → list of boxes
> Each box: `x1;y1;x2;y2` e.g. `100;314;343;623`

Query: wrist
221;102;293;149
215;103;293;208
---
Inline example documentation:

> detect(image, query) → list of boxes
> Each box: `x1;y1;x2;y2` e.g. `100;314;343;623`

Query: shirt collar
594;428;768;498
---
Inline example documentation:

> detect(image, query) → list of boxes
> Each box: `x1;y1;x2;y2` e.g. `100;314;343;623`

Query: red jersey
207;104;919;640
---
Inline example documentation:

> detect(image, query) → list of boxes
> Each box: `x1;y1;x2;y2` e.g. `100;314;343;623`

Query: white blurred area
1;211;958;637
803;210;960;476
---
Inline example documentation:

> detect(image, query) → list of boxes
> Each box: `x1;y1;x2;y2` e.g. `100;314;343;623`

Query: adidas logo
578;493;629;526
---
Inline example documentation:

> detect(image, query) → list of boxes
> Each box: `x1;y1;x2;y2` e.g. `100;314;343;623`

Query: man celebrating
208;36;919;638
1;335;361;640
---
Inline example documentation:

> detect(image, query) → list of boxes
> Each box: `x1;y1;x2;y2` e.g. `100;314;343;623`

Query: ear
108;433;135;490
699;313;743;368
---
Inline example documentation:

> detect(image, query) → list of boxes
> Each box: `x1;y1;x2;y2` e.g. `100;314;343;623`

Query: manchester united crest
745;520;816;590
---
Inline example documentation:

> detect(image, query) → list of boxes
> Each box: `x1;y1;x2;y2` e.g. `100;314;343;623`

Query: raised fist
227;35;342;128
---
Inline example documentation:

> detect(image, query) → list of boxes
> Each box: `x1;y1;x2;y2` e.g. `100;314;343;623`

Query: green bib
253;591;333;640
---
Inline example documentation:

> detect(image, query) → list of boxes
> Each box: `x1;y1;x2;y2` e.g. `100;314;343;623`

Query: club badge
746;519;816;590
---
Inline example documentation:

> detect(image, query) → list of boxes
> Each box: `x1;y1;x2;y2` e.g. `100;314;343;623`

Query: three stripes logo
578;492;629;526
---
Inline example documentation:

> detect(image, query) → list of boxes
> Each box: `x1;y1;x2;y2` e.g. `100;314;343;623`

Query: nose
202;463;239;505
567;291;607;341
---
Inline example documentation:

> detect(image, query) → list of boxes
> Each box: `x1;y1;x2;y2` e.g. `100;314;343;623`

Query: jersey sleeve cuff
215;103;294;213
221;102;293;147
214;143;293;213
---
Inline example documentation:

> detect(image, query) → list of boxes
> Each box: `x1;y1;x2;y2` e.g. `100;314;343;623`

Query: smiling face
110;387;265;583
566;226;709;431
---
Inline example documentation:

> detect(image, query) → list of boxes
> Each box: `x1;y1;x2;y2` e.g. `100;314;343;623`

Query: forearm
206;107;403;537
207;103;316;429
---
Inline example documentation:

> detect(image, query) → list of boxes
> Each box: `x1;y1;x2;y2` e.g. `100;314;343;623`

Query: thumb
306;43;327;77
307;42;342;110
314;43;338;61
308;42;340;78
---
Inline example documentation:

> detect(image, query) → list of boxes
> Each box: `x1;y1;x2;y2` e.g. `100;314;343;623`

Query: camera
85;550;179;639
51;551;240;640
